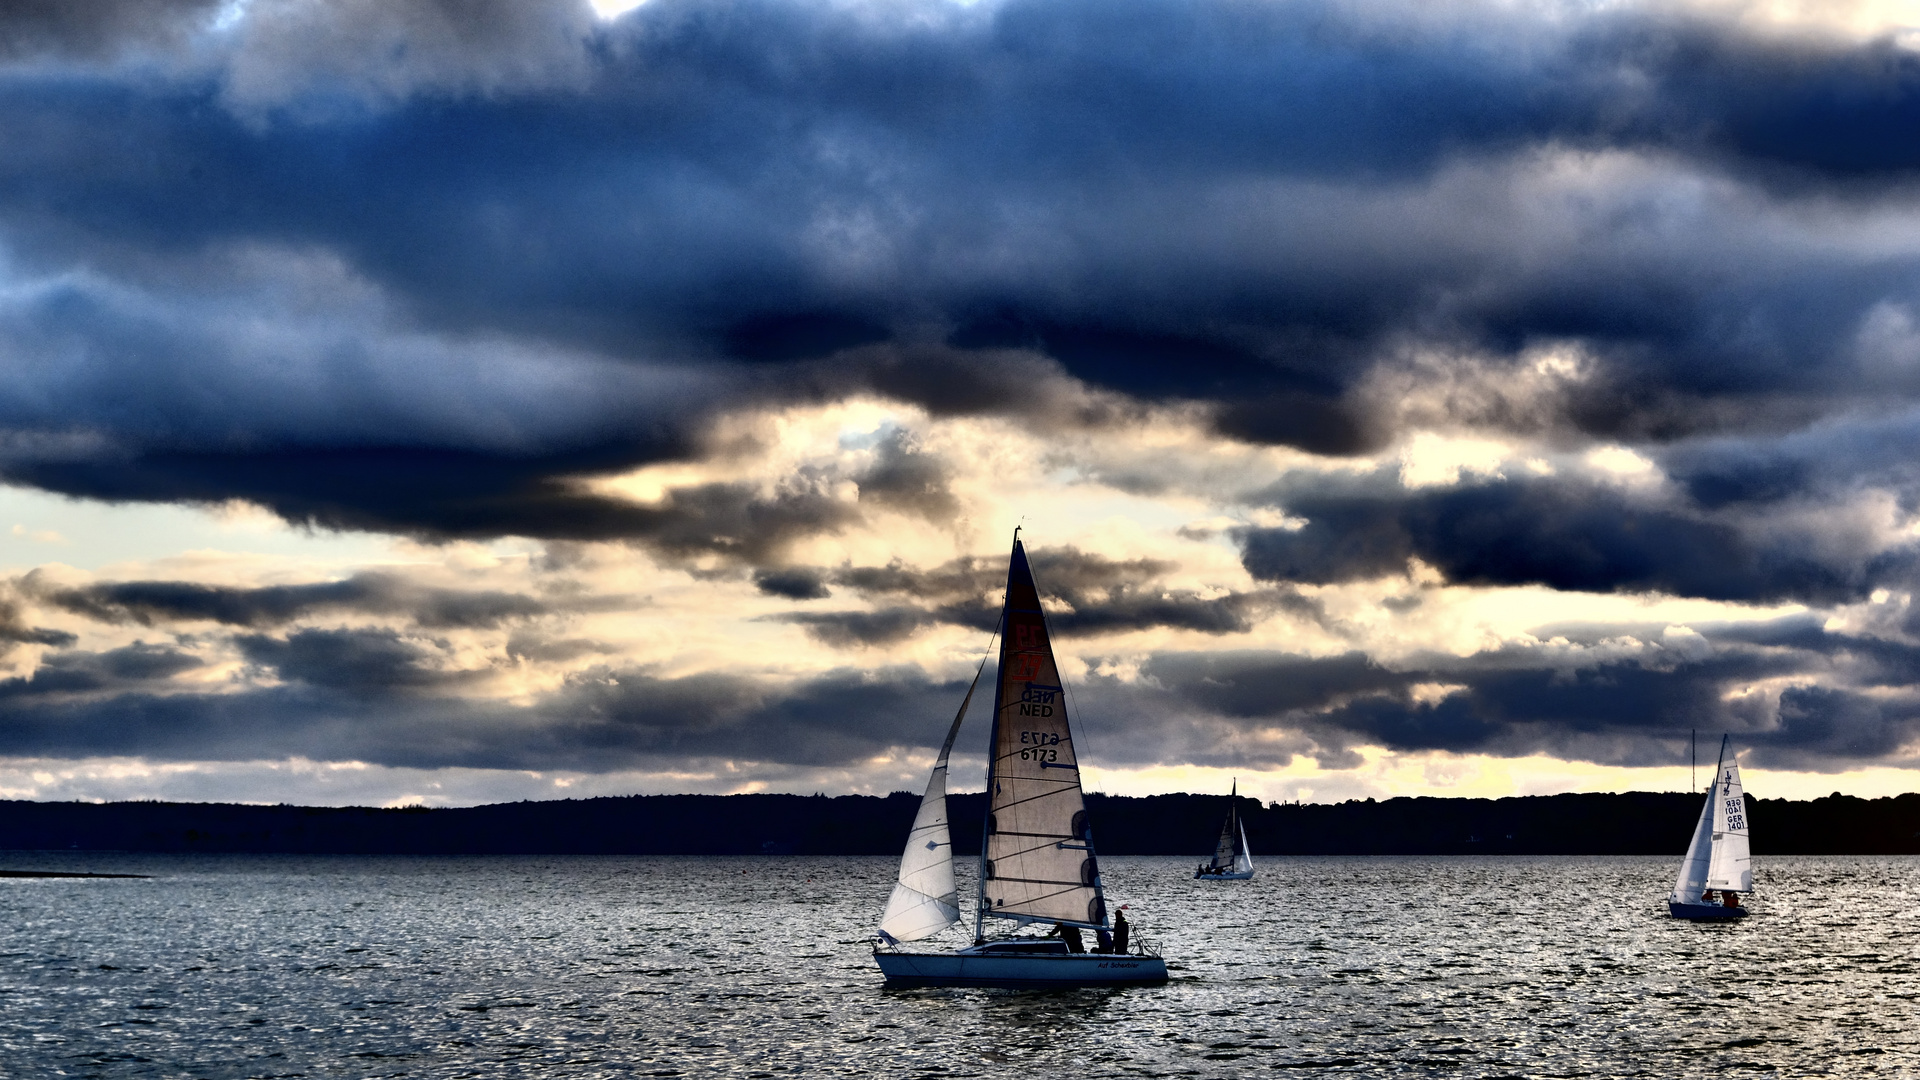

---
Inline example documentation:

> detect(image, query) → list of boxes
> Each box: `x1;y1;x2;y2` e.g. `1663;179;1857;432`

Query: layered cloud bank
0;0;1918;804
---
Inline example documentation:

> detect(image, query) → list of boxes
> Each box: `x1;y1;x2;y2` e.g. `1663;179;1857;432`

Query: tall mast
972;526;1019;944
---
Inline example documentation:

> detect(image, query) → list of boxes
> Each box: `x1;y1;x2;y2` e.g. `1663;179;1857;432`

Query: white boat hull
1195;868;1253;880
874;949;1168;987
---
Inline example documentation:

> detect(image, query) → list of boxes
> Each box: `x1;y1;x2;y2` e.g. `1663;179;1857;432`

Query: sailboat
872;533;1169;987
1194;779;1254;880
1667;735;1752;920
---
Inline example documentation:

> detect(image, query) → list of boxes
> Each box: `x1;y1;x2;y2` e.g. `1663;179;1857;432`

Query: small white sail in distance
878;655;990;943
1705;759;1752;893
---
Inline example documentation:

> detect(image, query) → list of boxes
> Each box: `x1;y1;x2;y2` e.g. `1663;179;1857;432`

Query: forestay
978;539;1107;930
878;657;990;943
1705;761;1752;893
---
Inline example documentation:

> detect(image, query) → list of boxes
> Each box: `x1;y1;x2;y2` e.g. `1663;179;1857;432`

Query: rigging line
953;613;1002;772
1040;608;1103;796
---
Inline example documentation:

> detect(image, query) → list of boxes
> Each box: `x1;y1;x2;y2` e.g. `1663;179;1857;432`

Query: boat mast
973;525;1018;944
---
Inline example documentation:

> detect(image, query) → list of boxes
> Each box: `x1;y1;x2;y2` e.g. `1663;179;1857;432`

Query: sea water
0;853;1913;1077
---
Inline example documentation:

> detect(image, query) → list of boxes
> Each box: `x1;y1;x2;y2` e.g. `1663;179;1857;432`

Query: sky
1;0;1920;807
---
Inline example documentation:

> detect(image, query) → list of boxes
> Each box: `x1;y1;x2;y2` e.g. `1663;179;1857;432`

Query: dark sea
0;852;1914;1078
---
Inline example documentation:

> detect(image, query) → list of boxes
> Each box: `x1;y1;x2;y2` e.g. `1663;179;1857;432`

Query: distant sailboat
1668;735;1752;920
1194;779;1254;880
873;532;1169;987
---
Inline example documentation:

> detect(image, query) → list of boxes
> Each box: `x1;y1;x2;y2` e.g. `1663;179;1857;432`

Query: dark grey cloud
0;0;1916;543
234;627;477;693
34;571;554;629
0;0;218;60
0;641;202;699
0;649;971;772
0;596;74;650
1239;468;1918;603
3;0;1920;783
770;607;939;648
1070;616;1920;773
752;567;831;601
0;607;1909;773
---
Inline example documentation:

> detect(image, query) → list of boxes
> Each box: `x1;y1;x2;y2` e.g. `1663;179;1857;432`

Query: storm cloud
1239;470;1920;603
36;571;556;629
0;0;1918;536
5;0;1920;796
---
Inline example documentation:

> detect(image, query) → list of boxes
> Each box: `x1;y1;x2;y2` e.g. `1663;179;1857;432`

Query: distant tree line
0;790;1913;856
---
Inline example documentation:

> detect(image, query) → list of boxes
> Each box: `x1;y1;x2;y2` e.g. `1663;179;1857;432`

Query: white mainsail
1705;760;1752;893
878;659;989;943
978;538;1108;930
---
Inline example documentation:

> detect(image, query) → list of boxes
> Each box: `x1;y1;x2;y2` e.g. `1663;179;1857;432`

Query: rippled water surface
1;853;1915;1077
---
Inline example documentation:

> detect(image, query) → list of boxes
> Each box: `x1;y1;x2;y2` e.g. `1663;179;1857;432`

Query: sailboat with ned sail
1194;779;1254;880
1668;734;1752;920
872;532;1169;987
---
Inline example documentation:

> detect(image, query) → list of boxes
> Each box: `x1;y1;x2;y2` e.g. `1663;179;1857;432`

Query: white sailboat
873;532;1169;987
1194;779;1254;880
1668;734;1752;920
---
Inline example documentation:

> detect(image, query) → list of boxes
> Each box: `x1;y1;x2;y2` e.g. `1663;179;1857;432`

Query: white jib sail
878;657;988;943
1670;784;1715;903
1705;761;1752;894
1233;817;1254;876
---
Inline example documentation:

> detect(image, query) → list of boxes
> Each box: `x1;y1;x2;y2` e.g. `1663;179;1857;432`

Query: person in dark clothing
1112;909;1130;955
1053;923;1085;953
